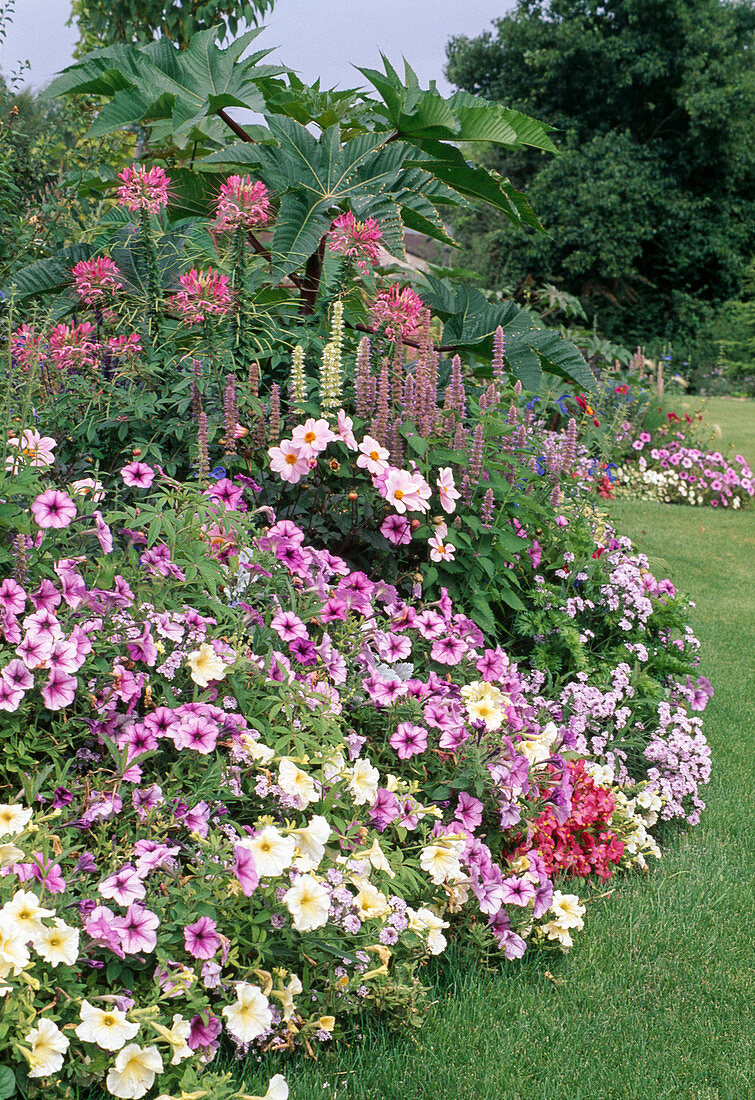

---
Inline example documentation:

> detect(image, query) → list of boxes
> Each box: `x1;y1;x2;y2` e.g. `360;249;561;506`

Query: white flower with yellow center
407;907;449;955
106;1043;164;1099
243;736;275;764
465;696;504;731
460;681;507;707
541;920;574;948
365;838;395;878
241;827;296;878
25;1017;69;1078
549;891;586;930
353;881;391;921
0;803;32;836
0;921;30;976
0;842;24;868
222;982;273;1043
75;999;140;1051
278;757;319;807
0;889;53;944
186;643;227;688
347;758;379;805
322;751;347;782
246;1075;289;1100
35;918;79;968
419;839;464;885
161;1014;192;1065
292;815;331;870
282;874;330;932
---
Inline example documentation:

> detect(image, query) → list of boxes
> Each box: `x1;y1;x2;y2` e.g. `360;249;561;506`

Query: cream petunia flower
353;881;391;921
365;838;395;878
541;920;574;948
34;918;79;968
407;907;449;955
0;889;53;944
222;982;273;1043
26;1017;69;1078
106;1043;164;1099
241;827;296;878
186;643;227;688
278;758;319;807
0;920;31;976
246;1076;290;1100
347;758;379;805
0;842;24;868
292;815;331;870
0;803;32;836
282;874;330;932
76;999;140;1051
419;841;463;885
549;891;586;930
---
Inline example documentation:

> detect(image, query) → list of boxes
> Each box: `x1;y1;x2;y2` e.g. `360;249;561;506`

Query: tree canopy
445;0;755;349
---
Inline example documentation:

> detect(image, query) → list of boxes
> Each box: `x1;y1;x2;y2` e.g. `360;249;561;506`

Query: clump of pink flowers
214;175;272;232
71;257;124;304
326;211;383;276
369;284;424;340
49;323;99;372
168;268;233;325
116;164;170;213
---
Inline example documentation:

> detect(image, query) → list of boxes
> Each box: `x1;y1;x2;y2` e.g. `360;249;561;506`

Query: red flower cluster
521;760;624;880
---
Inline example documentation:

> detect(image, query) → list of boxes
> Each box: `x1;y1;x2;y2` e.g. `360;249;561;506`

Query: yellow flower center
369;450;379;461
304;431;316;444
393;489;404;500
285;453;298;465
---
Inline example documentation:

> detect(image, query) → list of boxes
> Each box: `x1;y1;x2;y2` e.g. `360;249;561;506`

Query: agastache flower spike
269;384;281;444
355;336;374;419
223;375;238;454
289;346;307;419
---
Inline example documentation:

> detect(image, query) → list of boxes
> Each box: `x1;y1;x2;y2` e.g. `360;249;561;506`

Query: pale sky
2;0;513;95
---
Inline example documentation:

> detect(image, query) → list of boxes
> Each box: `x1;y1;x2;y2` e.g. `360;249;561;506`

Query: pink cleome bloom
11;324;47;368
369;284;424;341
108;333;143;359
214;175;272;231
30;489;77;529
71;256;124;304
168;268;233;325
49;322;99;372
326;211;383;276
116;163;170;213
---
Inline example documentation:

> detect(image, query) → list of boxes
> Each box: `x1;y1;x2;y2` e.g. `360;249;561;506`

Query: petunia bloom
30;489;77;529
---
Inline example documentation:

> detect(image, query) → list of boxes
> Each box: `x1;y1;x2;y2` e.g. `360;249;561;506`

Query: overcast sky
1;0;512;95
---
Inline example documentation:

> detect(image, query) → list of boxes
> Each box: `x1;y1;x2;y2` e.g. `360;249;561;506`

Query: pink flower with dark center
0;679;23;711
30;580;60;613
16;852;66;894
188;1013;222;1051
120;461;156;488
455;792;484;830
41;668;77;710
233;844;259;897
430;635;467;666
113;904;159;954
116;163;170;213
30;489;77;529
389;721;428;759
414;609;446;640
0;579;26;616
206;478;244;512
99;865;147;907
71;256;123;303
214;175;272;231
500;876;536;907
92;511;114;554
84;905;125;957
173;714;219;754
380;513;412;546
2;658;33;693
183;916;221;960
369;284;424;340
270;611;308;643
326;211;383;276
168;268;232;325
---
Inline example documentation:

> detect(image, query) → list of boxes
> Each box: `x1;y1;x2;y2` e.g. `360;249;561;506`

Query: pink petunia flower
113;904;160;954
183;916;221;960
0;579;27;616
234;844;259;896
120;461;155;489
389;721;428;759
30;489;77;529
270;611;309;643
99;865;147;907
380;513;412;546
41;668;77;710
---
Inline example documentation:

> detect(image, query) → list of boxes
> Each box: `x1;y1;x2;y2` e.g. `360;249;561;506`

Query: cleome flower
368;284;424;340
116;163;170;213
326;211;383;276
71;256;124;303
214;175;272;231
167;268;232;325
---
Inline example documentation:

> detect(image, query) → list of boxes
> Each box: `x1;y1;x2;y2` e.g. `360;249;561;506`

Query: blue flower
209;466;227;480
535;457;547;476
526;396;541;410
557;396;571;415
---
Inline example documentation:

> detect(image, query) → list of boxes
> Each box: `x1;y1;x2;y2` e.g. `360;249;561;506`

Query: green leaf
0;1066;15;1100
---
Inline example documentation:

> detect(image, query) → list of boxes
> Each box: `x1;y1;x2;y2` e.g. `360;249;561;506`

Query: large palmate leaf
44;28;287;148
4;245;95;302
420;275;595;392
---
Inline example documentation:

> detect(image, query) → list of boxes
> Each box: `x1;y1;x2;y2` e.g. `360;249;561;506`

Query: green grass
673;395;755;463
232;505;755;1100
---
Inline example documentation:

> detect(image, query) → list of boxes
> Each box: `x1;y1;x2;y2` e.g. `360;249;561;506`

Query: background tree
70;0;275;53
445;0;755;356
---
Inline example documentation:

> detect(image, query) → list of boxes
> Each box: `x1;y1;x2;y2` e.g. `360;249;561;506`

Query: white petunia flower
34;918;79;967
222;983;273;1043
278;757;319;807
282;874;330;932
26;1017;69;1078
347;758;379;805
106;1043;163;1099
76;1000;140;1051
0;803;32;836
292;815;331;870
241;827;296;878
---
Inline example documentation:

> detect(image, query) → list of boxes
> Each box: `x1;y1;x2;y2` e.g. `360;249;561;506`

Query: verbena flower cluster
613;442;753;508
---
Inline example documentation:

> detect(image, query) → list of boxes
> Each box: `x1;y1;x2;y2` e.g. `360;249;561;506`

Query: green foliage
70;0;274;54
445;0;755;350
